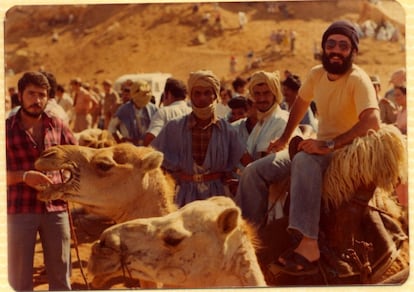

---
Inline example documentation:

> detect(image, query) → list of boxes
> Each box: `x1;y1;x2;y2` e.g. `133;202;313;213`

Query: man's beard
21;104;45;118
322;51;353;75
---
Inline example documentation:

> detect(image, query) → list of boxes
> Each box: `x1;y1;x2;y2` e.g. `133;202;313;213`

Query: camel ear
141;150;164;171
217;207;240;234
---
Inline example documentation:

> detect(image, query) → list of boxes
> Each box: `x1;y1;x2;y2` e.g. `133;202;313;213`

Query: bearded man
152;70;252;207
6;71;76;290
246;70;301;160
235;20;380;275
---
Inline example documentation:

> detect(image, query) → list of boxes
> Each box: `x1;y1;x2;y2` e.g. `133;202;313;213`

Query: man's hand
23;170;53;191
298;139;332;155
267;136;289;153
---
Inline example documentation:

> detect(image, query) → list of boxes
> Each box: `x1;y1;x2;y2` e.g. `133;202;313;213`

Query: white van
114;73;172;106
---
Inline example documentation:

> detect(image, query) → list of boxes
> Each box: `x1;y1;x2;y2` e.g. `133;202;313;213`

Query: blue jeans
236;150;333;239
8;212;71;291
235;150;291;226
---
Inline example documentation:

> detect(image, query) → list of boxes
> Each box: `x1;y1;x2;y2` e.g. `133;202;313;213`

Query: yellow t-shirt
299;64;379;140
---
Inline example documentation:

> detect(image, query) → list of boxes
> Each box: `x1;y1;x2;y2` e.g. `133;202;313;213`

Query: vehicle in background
114;73;172;106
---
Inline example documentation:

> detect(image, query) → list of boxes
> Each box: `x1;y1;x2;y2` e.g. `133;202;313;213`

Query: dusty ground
2;0;406;290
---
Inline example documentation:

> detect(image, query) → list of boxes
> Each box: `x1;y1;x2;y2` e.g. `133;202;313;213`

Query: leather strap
177;172;224;183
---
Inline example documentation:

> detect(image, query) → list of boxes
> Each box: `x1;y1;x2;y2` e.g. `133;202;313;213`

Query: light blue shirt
247;106;300;159
146;100;191;137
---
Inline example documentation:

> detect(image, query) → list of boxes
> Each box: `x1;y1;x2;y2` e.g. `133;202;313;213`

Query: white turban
130;79;152;108
187;70;220;99
248;70;283;105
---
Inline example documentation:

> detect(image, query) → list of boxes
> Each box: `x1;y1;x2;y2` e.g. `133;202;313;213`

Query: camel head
87;196;266;288
34;143;175;222
74;128;117;148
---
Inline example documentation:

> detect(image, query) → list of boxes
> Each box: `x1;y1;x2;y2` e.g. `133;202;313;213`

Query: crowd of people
5;20;407;289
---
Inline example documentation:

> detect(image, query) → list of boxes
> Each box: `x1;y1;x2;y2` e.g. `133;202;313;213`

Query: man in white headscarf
108;79;157;145
152;69;252;207
246;70;301;160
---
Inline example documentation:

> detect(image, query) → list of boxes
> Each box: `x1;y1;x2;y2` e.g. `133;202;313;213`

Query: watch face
326;140;335;149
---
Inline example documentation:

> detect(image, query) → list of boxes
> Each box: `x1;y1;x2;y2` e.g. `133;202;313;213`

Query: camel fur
34;143;177;223
88;196;267;288
322;124;407;209
74;128;117;148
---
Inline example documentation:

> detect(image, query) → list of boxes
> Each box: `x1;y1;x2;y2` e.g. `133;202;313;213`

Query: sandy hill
4;0;405;91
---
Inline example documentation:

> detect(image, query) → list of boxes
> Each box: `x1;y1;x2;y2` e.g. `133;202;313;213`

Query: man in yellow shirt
236;20;380;275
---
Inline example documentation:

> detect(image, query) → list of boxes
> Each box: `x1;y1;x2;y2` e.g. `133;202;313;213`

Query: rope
68;203;90;289
59;169;90;289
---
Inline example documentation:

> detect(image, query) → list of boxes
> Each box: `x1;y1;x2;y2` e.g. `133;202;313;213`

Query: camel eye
163;236;183;247
96;162;113;172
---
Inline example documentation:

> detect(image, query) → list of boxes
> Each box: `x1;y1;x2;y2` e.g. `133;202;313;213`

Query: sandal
269;248;319;276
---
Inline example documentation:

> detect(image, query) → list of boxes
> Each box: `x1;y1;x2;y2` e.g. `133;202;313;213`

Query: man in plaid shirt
6;71;77;290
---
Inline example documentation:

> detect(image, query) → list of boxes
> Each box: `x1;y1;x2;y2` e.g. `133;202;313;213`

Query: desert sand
2;0;407;290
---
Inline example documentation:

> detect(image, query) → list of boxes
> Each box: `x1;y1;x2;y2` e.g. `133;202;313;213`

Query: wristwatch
325;139;335;151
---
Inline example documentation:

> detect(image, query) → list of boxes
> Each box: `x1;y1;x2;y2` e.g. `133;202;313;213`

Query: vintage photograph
3;0;408;289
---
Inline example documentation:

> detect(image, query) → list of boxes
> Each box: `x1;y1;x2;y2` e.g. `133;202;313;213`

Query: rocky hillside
4;1;405;90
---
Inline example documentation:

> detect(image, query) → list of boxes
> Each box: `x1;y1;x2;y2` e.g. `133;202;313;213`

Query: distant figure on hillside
229;56;237;74
290;29;297;54
238;11;247;30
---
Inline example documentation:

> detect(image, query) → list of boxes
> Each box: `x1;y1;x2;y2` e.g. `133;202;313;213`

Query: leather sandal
271;248;319;276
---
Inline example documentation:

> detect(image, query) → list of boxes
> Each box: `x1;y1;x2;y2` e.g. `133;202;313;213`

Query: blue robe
152;115;245;207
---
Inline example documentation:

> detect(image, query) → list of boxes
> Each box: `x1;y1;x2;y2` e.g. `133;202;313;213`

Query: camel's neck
220;227;266;287
112;174;176;223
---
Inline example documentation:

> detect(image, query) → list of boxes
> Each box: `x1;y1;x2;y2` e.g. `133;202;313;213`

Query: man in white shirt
246;70;300;160
143;78;191;146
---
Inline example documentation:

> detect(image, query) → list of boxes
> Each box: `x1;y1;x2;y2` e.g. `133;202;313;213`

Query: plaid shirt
6;110;77;214
188;113;221;165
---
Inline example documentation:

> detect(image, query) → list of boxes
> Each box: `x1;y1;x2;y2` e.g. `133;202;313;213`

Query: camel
34;124;409;287
74;128;117;148
87;196;267;288
34;143;177;223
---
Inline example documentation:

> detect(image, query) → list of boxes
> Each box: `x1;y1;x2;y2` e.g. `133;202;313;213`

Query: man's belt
177;172;224;183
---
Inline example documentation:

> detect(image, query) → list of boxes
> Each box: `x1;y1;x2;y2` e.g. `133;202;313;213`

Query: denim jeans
8;212;71;291
236;150;333;239
289;151;333;239
235;150;291;226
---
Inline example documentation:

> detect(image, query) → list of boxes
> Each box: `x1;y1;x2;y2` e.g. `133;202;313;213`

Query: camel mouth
59;168;73;184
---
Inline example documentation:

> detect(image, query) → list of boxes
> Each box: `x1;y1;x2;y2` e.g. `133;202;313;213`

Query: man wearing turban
108;79;157;145
236;20;380;275
152;69;251;207
246;70;301;160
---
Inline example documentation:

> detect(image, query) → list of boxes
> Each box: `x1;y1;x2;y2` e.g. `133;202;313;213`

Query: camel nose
40;147;59;158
